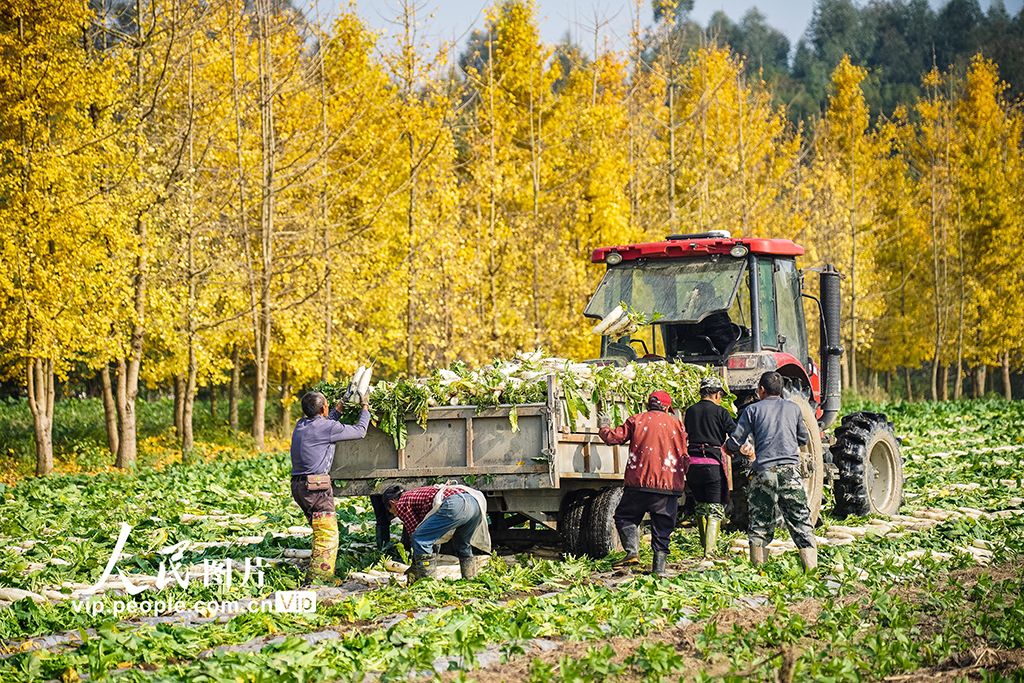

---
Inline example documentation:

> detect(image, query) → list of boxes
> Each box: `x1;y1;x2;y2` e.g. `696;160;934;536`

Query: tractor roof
591;231;804;263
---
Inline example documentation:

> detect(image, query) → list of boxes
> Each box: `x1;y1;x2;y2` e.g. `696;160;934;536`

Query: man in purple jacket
290;390;370;584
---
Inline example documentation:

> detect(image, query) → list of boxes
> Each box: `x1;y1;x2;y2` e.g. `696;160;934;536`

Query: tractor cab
586;231;842;429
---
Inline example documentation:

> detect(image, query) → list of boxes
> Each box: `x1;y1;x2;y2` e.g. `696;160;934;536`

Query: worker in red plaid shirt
382;483;490;582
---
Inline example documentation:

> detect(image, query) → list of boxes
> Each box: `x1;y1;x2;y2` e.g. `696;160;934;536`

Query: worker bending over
382;483;490;582
683;376;736;557
598;391;688;576
290;390;370;584
724;371;817;571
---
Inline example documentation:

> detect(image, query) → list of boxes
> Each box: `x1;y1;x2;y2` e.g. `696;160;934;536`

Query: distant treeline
659;0;1024;120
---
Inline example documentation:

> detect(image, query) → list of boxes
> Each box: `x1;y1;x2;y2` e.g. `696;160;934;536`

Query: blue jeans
411;492;480;558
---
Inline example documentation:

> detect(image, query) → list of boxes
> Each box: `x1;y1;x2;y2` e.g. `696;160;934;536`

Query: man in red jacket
598;391;688;576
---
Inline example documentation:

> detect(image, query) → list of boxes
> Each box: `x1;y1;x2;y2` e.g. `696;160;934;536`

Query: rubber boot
703;517;720;558
459;556;479;580
375;522;390;551
798;547;818;572
306;512;339;584
612;525;641;568
697;516;707;549
407;554;436;584
651;551;668;577
749;542;766;567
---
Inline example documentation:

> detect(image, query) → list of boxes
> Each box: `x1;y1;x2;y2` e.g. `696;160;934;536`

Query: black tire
582;486;623;559
832;412;904;518
559;489;593;557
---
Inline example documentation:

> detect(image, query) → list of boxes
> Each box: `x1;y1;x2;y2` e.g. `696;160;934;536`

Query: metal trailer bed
329;376;630;555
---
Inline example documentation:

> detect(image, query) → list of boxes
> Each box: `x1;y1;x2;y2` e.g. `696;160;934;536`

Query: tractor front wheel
831;412;904;518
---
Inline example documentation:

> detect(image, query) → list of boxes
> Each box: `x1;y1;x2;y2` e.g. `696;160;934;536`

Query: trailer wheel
583;486;623;559
832;412;904;518
559;489;593;557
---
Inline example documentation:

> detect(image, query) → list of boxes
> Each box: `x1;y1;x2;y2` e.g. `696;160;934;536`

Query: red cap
648;391;672;409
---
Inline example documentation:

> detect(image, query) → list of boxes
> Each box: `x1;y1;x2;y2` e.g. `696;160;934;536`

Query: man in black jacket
683;376;735;557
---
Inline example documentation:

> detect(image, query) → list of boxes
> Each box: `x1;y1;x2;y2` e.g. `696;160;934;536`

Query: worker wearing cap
725;371;817;571
597;391;688;576
683;376;736;557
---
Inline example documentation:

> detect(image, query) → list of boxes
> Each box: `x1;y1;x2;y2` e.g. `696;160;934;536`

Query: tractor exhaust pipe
819;264;843;430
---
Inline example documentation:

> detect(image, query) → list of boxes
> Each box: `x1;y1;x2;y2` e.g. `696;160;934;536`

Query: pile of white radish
727;505;1024;566
591;304;638;338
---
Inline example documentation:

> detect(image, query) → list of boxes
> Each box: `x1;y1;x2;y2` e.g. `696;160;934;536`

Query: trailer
330;376;633;557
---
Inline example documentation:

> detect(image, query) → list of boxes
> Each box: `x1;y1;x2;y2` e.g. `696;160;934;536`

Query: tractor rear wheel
794;397;825;526
831;412;904;518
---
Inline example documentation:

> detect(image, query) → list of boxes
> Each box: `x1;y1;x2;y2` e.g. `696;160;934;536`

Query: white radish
605;316;634;338
357;367;373;395
351;365;366;390
592;305;624;335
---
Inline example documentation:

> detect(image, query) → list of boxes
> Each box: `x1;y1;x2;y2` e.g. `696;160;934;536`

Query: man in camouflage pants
725;372;817;571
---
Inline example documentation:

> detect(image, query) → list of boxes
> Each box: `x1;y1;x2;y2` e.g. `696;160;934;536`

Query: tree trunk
929;158;942;403
406;128;417;377
938;364;948;401
182;347;197;462
114;0;147;472
229;344;240;434
210;381;217;421
173;374;185;439
279;367;291;438
954;359;963;399
100;363;119;457
315;0;332;382
251;0;276;451
973;365;986;399
181;38;197;465
904;366;913;402
27;358;55;476
886;370;893;397
1002;350;1012;400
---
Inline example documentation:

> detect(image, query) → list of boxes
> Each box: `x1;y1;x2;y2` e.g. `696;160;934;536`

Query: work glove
341;381;358;404
595;400;610;429
359;389;371;407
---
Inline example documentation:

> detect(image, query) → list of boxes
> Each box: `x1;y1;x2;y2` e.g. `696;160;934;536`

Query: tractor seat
676;336;720;356
605;341;638;362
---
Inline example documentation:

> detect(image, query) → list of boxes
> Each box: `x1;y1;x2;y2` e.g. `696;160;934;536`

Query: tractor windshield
584;256;746;324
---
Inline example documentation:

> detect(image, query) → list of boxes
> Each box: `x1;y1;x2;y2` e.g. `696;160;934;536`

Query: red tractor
585;230;904;523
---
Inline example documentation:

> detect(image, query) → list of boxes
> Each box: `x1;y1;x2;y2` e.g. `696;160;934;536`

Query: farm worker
290;390;371;584
683;376;736;557
724;371;817;572
597;391;688;577
382;483;491;583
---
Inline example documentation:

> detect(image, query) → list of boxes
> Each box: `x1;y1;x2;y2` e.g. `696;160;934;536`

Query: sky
317;0;1024;61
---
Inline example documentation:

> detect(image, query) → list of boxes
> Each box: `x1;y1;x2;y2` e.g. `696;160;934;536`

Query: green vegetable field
2;399;1024;682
